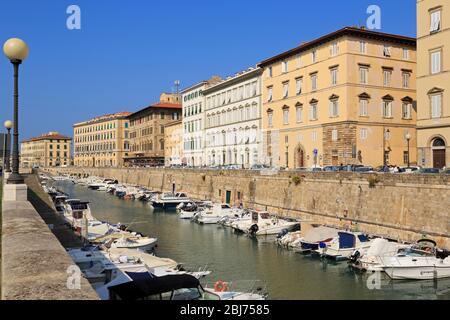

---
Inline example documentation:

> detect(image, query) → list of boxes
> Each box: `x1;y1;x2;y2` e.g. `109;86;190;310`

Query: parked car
443;169;450;175
415;168;440;174
398;166;421;173
323;166;342;172
354;166;374;173
250;164;270;171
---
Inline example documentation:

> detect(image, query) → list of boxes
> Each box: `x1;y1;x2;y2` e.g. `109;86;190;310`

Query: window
430;9;441;33
329;99;339;117
383;45;391;57
383;100;393;118
331;129;338;141
330;42;339;56
267;87;273;102
283;108;289;125
311;74;318;91
161;112;165;119
403;151;409;165
296;105;303;123
282;61;288;73
267;111;273;128
360;41;367;54
312;50;317;63
431;94;442;118
431;50;442;74
359;99;369;116
268;66;273;77
330;68;338;86
402;72;411;88
360;128;368;140
311;131;318;142
383;69;392;86
403;48;410;60
309;103;318;120
402;102;412;119
296;78;303;95
297;54;302;68
282;82;289;99
359;67;368;84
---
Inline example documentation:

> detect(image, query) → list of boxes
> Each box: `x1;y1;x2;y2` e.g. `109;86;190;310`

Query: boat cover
338;232;356;249
109;273;200;300
303;226;339;243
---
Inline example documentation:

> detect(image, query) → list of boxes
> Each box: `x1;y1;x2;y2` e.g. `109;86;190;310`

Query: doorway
432;138;446;169
294;144;305;168
226;191;231;205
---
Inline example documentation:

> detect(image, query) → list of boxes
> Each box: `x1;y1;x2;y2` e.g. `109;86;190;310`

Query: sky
0;0;416;140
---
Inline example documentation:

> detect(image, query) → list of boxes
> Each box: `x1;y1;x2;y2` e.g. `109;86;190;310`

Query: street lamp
4;120;12;173
383;128;390;166
285;145;289;169
405;132;412;168
3;38;29;185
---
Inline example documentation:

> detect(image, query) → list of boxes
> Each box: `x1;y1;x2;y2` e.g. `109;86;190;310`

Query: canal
55;180;450;300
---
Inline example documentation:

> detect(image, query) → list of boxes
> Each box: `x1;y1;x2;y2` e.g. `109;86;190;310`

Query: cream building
204;67;263;168
21;132;72;168
126;93;182;167
258;27;417;169
73;112;131;167
164;120;183;166
181;76;221;167
417;0;449;168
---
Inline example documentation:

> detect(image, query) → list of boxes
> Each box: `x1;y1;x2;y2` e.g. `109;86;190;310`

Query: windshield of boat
171;287;203;300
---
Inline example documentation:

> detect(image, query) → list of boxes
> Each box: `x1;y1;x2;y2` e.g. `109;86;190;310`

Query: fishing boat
149;192;191;209
319;231;373;260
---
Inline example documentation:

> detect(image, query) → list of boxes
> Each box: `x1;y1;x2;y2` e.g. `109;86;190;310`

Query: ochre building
21;132;72;168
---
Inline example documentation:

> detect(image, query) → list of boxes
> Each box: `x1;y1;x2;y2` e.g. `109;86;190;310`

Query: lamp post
285;145;289;169
405;132;411;168
4;120;12;173
383;128;390;166
3;38;29;185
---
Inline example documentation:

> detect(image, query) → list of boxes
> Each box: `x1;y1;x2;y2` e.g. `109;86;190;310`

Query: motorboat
107;235;158;252
381;239;450;280
318;231;373;260
293;226;340;253
234;211;300;236
149;192;191;209
106;272;266;301
196;204;244;225
349;238;410;272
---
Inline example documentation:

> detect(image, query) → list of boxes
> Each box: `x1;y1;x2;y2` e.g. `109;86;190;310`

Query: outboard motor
249;224;259;236
349;250;361;264
277;228;289;239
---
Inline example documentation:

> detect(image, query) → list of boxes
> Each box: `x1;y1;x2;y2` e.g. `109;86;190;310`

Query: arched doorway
432;138;446;169
294;144;305;168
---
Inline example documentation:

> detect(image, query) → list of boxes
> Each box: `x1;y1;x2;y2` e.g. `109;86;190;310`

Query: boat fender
249;224;259;235
319;242;327;249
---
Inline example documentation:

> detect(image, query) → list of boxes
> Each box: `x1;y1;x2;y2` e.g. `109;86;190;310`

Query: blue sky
0;0;416;140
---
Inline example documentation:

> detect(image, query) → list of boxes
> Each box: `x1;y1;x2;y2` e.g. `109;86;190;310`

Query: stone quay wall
47;167;450;249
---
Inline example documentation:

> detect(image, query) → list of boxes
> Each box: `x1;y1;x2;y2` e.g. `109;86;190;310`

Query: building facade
181;76;221;167
259;27;417;169
73;112;131;167
21;132;72;168
203;68;263;168
126;94;182;167
164;120;183;166
417;0;449;169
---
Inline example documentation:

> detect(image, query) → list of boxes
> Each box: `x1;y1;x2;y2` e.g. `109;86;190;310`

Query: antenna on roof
174;80;181;95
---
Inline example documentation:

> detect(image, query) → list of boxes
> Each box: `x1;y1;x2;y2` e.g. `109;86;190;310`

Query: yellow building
164;120;183;166
21;132;72;168
417;0;449;168
125;94;182;167
258;27;417;169
73;112;131;167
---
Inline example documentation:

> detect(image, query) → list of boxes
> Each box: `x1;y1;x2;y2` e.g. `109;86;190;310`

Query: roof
258;27;417;67
203;67;262;95
108;273;200;300
164;119;182;128
127;102;182;119
22;133;72;143
73;112;132;127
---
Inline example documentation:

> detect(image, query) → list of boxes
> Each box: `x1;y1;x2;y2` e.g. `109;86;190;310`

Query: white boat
196;204;244;225
319;231;373;260
293;226;340;253
108;235;158;252
350;238;410;272
234;211;300;236
150;192;191;209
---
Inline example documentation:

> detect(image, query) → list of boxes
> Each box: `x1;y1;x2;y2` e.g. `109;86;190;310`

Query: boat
196;204;244;225
381;239;450;280
106;272;266;301
293;226;340;253
234;211;300;236
318;231;374;260
106;235;158;252
149;192;191;209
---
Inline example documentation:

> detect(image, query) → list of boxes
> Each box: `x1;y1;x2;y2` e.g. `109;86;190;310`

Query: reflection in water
55;181;450;300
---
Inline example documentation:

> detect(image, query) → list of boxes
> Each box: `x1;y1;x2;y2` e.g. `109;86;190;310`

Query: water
55;181;450;300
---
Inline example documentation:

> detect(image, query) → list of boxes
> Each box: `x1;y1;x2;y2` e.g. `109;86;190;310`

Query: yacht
196;204;244;225
233;211;300;236
318;231;373;260
149;192;191;209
